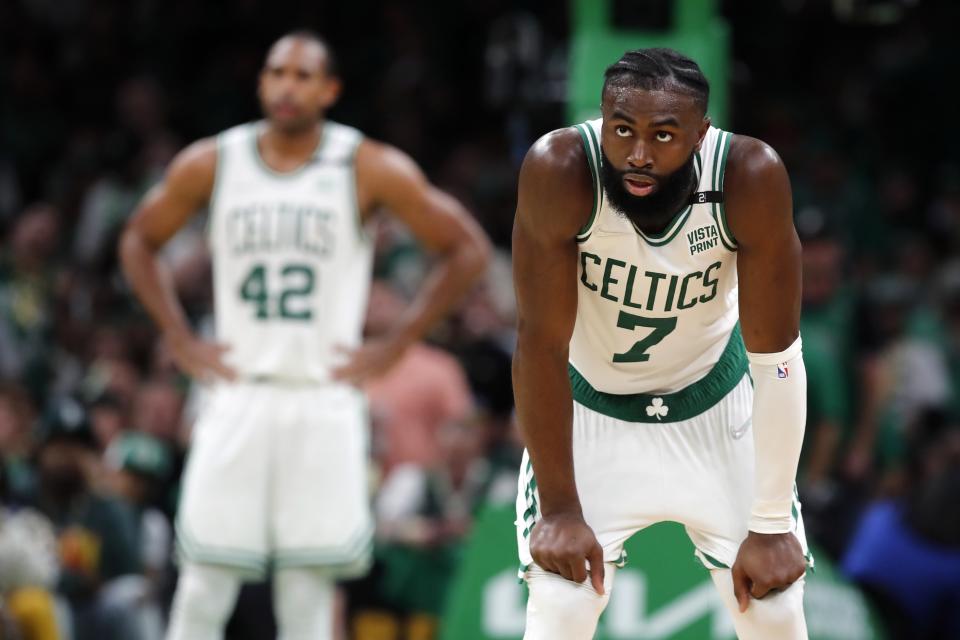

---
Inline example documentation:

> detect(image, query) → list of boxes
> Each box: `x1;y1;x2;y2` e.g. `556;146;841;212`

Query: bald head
267;31;337;78
259;31;341;134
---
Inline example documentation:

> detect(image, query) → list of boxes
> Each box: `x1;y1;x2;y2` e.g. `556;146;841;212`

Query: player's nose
626;141;653;170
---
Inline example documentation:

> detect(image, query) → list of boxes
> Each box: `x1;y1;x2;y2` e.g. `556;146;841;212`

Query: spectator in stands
0;204;61;401
28;396;144;640
104;431;174;640
364;281;474;476
0;462;60;640
362;416;491;639
842;409;960;639
0;383;36;502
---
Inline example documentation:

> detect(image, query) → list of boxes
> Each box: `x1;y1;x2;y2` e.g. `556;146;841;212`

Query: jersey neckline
250;120;328;178
627;150;702;246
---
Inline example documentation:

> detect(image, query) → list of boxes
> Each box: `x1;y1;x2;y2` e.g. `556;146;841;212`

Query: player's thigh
664;377;812;569
177;383;272;560
709;568;808;640
524;563;616;640
517;402;659;573
272;385;372;565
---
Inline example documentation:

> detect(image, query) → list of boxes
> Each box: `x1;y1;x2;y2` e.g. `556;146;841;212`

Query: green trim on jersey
346;132;368;243
568;323;748;423
175;522;268;578
630;149;701;247
520;459;538;539
249;121;325;179
574;123;603;241
630;205;693;246
205;133;225;239
273;524;374;577
699;550;730;570
712;131;737;250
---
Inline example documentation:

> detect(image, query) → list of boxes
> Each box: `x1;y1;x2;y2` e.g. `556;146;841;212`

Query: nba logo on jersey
777;363;789;378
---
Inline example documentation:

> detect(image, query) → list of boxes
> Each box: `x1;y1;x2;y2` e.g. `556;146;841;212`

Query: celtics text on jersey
207;121;373;383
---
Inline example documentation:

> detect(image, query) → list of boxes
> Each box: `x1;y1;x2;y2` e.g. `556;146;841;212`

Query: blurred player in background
512;48;809;639
120;30;489;640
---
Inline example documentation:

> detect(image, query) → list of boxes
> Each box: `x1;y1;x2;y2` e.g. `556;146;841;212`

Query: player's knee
524;565;612;640
273;567;334;640
170;563;241;627
739;579;806;637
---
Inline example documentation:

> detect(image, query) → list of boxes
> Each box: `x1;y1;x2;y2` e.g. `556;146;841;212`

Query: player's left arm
333;140;491;384
725;135;807;611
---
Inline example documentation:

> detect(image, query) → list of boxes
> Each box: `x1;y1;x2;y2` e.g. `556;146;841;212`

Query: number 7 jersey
569;119;741;396
207;120;373;383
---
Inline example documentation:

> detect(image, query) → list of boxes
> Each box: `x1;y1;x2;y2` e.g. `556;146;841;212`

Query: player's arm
332;140;490;384
725;135;806;610
118;139;235;381
512;129;605;594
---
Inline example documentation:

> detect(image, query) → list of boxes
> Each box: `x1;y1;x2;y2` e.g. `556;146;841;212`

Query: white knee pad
166;563;242;640
524;564;615;640
273;568;334;640
709;569;808;640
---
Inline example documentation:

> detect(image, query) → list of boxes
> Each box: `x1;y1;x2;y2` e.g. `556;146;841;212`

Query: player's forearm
747;336;807;533
513;335;581;515
388;233;489;347
118;227;192;339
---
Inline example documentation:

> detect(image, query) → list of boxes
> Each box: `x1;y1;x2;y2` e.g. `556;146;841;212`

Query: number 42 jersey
570;119;740;396
207;120;373;383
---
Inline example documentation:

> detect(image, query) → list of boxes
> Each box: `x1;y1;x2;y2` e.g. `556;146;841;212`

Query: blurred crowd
1;0;959;639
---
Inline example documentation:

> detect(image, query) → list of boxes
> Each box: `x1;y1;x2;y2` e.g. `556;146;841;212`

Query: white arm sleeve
746;335;806;534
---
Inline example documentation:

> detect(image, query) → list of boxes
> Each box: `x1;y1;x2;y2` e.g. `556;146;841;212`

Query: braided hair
603;48;709;114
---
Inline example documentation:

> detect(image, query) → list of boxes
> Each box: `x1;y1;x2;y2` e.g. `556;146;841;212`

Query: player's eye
655;131;673;142
614;125;632;138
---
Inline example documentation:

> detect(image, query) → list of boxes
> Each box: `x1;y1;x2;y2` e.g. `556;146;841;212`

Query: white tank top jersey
207;120;373;383
569;119;741;396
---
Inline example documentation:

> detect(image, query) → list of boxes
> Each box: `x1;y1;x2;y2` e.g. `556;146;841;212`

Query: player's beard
599;148;698;229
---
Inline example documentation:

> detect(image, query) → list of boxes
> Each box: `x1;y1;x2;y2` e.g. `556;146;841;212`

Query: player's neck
261;120;325;156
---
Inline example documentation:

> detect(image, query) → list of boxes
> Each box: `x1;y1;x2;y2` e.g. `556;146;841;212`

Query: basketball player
512;49;810;639
119;31;489;639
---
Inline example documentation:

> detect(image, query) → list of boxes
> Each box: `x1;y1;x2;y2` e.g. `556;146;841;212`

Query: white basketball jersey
207;120;373;383
570;119;740;395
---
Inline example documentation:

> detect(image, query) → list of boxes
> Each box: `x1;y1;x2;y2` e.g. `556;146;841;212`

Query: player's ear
320;77;342;110
696;116;711;150
257;69;268;104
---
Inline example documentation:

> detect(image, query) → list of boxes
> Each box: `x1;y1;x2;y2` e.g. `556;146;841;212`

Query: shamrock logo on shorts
646;397;669;420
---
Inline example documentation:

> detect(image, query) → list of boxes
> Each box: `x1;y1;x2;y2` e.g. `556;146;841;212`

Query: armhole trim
347;131;368;244
575;123;603;242
711;131;737;250
205;131;226;245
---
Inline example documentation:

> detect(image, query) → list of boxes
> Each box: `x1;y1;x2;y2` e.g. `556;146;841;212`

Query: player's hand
165;330;236;383
731;531;805;612
529;510;606;595
331;337;407;385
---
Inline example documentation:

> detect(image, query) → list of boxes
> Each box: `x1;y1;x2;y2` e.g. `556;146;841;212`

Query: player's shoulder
354;135;422;186
321;120;365;161
522;126;590;180
515;126;594;239
723;133;793;245
725;134;788;190
164;136;218;193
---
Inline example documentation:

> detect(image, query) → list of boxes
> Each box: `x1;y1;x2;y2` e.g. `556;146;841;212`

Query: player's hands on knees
165;330;236;383
529;511;606;595
731;531;805;612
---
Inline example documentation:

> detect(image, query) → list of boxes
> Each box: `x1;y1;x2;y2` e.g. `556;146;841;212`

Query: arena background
1;0;959;638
